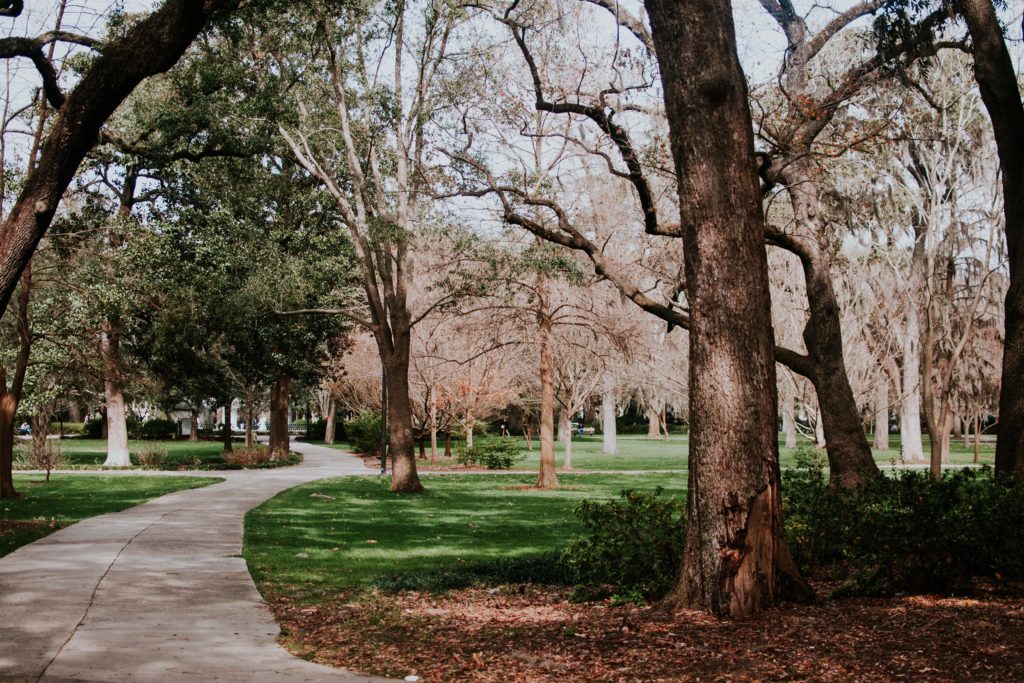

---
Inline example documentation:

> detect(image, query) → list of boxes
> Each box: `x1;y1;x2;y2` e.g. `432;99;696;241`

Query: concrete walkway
0;441;394;683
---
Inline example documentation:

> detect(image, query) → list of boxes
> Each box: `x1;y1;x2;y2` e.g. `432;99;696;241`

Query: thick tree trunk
100;320;130;467
769;204;879;488
537;301;557;489
873;379;889;451
269;375;290;458
384;350;422;493
647;404;662;439
221;401;233;453
0;403;16;498
648;0;811;616
958;0;1024;479
444;431;451;457
324;398;336;445
601;381;618;455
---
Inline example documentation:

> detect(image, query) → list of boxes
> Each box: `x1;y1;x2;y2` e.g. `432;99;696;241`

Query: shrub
563;487;686;601
783;461;1024;595
50;421;85;436
305;418;345;442
455;438;525;469
136;445;168;469
83;417;104;438
139;418;177;441
344;411;383;454
17;440;66;480
224;447;274;467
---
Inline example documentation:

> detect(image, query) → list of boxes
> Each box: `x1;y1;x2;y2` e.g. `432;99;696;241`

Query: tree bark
384;348;422;492
873;379;889;451
100;319;131;467
269;375;290;458
958;0;1024;479
560;406;573;470
244;401;254;449
429;389;437;465
221;400;233;453
0;0;241;320
647;403;662;439
601;380;618;455
444;431;451;457
0;268;31;497
648;0;811;616
536;291;557;489
324;397;336;445
900;305;926;461
464;412;475;449
781;385;798;449
189;406;199;442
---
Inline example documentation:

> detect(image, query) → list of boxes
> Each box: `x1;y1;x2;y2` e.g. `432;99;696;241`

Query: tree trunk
974;413;981;464
269;375;290;458
781;384;798;449
648;0;811;616
647;404;662;439
601;381;618;455
444;431;451;457
0;402;17;498
560;406;573;471
244;401;254;449
873;379;889;451
384;349;422;493
429;390;437;465
418;431;426;459
958;0;1024;479
464;412;475;450
221;401;233;453
100;320;130;467
324;398;336;445
813;404;826;450
901;306;926;461
537;298;557;489
524;421;533;451
189;406;199;442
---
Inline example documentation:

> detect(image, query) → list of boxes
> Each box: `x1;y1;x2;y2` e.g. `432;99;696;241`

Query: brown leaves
269;583;1024;682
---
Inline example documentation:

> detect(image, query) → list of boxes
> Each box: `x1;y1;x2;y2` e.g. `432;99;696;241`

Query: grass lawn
244;473;685;603
0;474;222;556
16;438;297;470
312;432;996;472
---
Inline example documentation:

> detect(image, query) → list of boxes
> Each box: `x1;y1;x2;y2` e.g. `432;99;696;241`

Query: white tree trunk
101;325;130;467
901;308;925;461
560;406;573;470
465;415;474;450
873;379;889;451
601;381;618;455
781;385;797;449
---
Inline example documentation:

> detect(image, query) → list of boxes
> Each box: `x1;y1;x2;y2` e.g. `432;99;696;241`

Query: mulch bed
270;583;1024;682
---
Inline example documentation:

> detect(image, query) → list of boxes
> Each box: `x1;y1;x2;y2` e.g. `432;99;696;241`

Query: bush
17;440;66;480
139;418;177;441
563;487;686;601
136;445;168;469
783;458;1024;595
455;438;525;469
305;418;345;442
224;447;274;467
50;421;85;436
83;417;104;438
345;411;383;454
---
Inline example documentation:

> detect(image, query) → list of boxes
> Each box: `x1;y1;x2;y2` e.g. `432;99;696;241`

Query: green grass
16;438;297;470
0;474;222;556
244;473;685;602
312;432;996;472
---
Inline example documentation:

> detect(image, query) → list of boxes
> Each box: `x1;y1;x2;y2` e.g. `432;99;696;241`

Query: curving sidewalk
0;441;395;682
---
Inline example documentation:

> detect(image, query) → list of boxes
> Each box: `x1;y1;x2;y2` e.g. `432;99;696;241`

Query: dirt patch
270;583;1024;682
0;519;59;536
